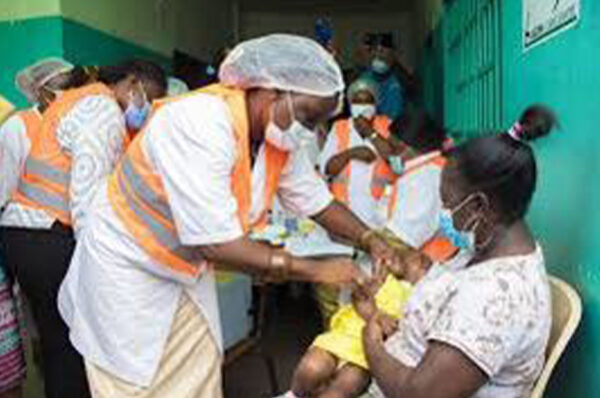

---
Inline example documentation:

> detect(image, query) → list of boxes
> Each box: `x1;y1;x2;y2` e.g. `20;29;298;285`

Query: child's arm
352;277;382;320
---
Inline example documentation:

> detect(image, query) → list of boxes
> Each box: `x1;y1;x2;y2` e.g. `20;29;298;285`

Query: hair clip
507;122;524;142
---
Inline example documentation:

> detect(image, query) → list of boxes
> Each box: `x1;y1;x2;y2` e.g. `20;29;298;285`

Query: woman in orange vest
385;108;460;264
1;59;166;398
0;58;88;398
57;34;399;397
321;78;397;230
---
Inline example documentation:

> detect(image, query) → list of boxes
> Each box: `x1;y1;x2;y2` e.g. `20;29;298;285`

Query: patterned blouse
369;246;551;398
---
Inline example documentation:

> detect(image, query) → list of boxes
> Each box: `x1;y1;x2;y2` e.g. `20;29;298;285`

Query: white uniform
1;96;127;236
386;152;444;249
0;110;36;209
58;93;333;387
320;121;384;229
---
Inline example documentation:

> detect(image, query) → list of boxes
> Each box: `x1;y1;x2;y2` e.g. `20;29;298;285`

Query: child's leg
291;347;338;396
317;364;370;398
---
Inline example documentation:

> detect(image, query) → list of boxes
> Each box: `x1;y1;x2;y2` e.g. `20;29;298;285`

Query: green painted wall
422;0;599;396
61;0;233;61
61;18;170;71
0;0;60;21
0;16;64;106
502;1;600;396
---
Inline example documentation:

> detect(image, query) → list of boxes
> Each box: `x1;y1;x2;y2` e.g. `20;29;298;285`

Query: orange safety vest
388;153;458;263
107;84;289;278
15;108;42;142
13;83;116;226
329;116;395;203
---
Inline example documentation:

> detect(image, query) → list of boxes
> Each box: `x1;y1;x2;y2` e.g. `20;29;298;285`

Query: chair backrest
530;276;582;398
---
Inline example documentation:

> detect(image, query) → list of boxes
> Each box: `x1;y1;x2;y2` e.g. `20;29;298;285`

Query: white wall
240;9;416;69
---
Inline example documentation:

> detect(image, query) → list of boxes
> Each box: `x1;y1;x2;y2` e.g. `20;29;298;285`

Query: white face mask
265;93;310;152
350;104;376;120
372;57;390;74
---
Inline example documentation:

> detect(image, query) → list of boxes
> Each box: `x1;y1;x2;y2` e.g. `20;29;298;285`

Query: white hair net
347;77;379;102
15;57;74;103
219;34;345;97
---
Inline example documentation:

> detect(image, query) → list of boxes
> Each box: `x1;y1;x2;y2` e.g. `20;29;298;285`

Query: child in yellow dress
287;247;431;398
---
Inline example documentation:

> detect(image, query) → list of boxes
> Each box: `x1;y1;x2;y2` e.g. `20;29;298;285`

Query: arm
197;237;363;285
365;330;487;398
324;149;352;177
66;97;127;237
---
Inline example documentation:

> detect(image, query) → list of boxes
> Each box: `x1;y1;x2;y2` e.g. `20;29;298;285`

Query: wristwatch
368;131;379;141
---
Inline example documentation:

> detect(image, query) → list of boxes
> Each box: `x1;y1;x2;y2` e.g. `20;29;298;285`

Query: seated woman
364;105;557;398
286;110;455;398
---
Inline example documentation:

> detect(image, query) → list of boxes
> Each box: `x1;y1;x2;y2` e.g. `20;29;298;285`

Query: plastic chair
530;276;582;398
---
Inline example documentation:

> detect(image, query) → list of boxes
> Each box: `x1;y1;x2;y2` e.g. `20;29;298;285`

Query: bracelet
359;229;377;251
268;249;291;283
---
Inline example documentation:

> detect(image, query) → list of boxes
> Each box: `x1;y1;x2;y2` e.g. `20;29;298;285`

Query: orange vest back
329;116;395;203
388;153;458;263
16;108;42;142
13;83;115;226
108;84;289;279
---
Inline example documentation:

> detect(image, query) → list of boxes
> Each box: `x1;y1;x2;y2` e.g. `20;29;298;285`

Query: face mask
371;58;390;74
438;208;475;251
388;155;404;175
265;93;308;152
350;104;376;120
124;85;151;131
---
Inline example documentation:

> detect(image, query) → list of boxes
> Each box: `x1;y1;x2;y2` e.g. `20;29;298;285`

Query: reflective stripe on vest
387;152;458;263
329;116;394;203
109;84;289;278
13;83;115;225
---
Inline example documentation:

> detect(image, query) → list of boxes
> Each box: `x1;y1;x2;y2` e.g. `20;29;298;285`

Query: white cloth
369;245;551;398
59;92;333;387
386;152;443;249
0;111;34;209
320;120;384;229
1;95;127;236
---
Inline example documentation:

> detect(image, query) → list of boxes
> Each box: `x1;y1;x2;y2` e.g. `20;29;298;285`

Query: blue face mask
438;208;474;250
125;97;151;131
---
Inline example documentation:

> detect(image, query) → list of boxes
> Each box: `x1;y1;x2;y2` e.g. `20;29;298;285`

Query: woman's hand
354;116;375;139
306;257;366;287
363;233;402;281
363;313;387;347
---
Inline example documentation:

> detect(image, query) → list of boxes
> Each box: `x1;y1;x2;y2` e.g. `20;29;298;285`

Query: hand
365;234;402;281
379;312;399;338
351;277;380;319
354;116;375;139
313;257;367;287
363;313;387;347
349;146;376;163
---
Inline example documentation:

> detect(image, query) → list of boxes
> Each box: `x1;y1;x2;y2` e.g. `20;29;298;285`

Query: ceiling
237;0;415;13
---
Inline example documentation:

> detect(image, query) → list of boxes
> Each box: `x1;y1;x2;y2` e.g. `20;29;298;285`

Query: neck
246;91;266;144
473;220;536;264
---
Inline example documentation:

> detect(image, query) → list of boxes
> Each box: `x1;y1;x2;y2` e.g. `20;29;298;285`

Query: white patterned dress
369;245;552;398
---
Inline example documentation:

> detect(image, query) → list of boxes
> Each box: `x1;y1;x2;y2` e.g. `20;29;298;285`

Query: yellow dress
312;274;413;369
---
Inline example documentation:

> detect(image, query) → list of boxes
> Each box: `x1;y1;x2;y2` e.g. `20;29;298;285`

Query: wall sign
524;0;580;48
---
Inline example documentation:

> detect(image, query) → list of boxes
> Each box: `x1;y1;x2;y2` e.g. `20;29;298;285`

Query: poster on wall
524;0;580;49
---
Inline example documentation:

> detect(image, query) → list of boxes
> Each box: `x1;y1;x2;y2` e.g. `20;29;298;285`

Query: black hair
391;108;447;152
97;59;167;92
446;104;558;225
